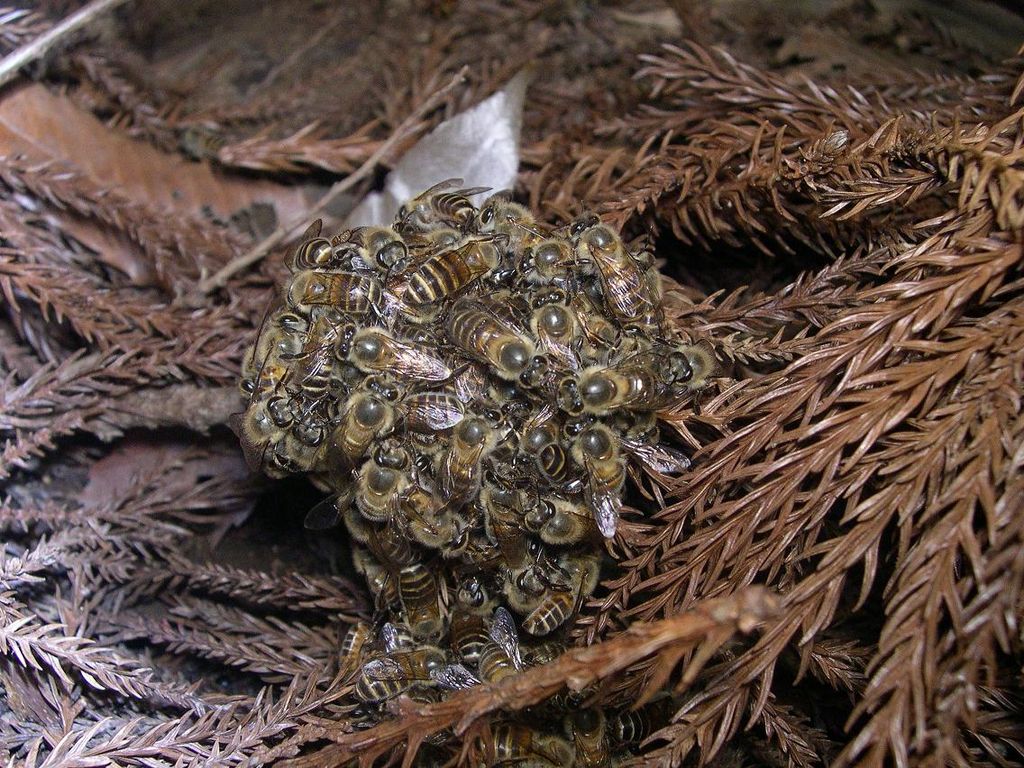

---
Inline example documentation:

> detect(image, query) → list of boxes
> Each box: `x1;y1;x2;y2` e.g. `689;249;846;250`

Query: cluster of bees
237;180;716;765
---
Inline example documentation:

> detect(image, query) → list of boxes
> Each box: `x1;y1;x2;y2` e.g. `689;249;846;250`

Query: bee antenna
513;219;544;237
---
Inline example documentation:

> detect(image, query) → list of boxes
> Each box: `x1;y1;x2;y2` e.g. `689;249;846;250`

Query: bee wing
405;393;465;430
584;454;620;539
490;607;523;670
348;252;374;272
388;337;452;381
380;622;404;653
520;401;557;436
361;657;402;681
537;333;580;372
453;363;488;403
423;177;463;195
622;438;691;475
304;495;343;530
431;663;481;690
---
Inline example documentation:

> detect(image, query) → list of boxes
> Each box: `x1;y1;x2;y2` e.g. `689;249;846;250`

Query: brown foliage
1;1;1023;766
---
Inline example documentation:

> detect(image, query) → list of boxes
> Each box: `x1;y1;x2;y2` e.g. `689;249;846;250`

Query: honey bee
566;708;610;768
352;546;400;613
285;270;383;318
520;410;574;488
538;442;572;487
522;552;600;636
396;178;488;234
439;418;496;510
564;345;691;417
245;321;304;388
568;290;621;363
325;392;395;466
522;589;574;637
333;226;409;272
354;645;446;703
355;456;410;523
449;578;494;665
678;339;719;391
450;611;490;667
398;562;444;639
573;218;662;332
338;621;372;678
555;375;585;417
475;193;542;251
405;226;466;255
572;424;626;538
287;315;350;405
529;497;599;546
481;483;531;568
487;723;574;767
233;400;280;471
402;486;464;551
522;238;579;285
401;234;502;307
291;235;335;271
524;640;566;667
446;299;537;381
530;301;580;371
347;327;452;382
502;543;554;616
401;391;465;432
477;607;525;686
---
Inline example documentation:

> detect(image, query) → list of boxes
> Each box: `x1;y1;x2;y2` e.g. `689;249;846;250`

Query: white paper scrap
345;70;529;227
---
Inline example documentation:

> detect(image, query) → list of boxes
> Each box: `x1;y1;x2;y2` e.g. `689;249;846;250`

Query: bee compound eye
480;206;495;225
674;352;695;383
267;397;293;426
277;313;306;333
377;241;407;269
525;502;554;530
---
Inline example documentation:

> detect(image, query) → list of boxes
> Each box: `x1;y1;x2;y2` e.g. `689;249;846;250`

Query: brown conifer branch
193;67;469;298
0;0;135;91
277;588;778;768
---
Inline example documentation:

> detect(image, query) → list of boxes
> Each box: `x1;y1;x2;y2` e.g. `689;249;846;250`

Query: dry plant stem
0;0;136;90
192;66;470;299
277;588;778;768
